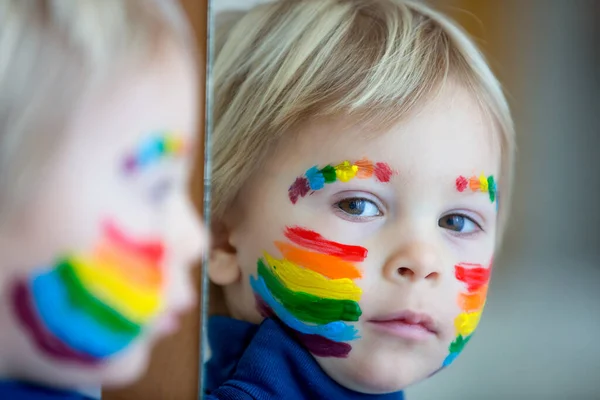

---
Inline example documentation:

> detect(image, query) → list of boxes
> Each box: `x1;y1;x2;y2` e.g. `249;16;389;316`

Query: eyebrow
122;132;186;175
288;159;394;204
455;174;497;203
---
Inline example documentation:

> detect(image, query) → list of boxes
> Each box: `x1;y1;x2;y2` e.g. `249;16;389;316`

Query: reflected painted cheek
250;226;367;358
10;220;167;365
442;261;492;367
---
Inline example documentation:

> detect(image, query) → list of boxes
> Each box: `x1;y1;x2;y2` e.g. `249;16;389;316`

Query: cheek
442;260;492;366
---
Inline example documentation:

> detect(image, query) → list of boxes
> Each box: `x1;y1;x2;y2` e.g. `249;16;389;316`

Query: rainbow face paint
122;131;186;175
288;159;394;204
456;174;497;203
442;261;492;367
250;226;366;358
12;221;165;364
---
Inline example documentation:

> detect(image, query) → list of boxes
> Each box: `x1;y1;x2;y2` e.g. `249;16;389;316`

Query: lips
368;310;438;341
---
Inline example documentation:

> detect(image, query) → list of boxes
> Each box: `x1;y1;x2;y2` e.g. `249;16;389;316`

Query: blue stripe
30;270;136;358
250;275;359;342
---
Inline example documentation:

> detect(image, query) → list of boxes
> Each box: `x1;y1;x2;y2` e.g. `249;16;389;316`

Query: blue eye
336;198;382;218
438;214;481;234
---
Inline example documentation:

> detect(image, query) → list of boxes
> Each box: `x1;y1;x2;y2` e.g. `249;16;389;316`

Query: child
205;0;515;398
0;0;206;398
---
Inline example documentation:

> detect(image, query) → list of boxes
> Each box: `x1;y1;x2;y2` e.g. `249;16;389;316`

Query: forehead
275;84;500;181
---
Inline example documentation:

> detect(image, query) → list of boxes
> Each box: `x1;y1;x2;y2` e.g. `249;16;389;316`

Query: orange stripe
274;242;362;280
93;241;162;289
458;284;488;311
354;158;374;179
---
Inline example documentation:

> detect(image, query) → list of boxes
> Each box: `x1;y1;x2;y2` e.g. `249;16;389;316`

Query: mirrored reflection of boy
0;1;207;398
205;0;515;399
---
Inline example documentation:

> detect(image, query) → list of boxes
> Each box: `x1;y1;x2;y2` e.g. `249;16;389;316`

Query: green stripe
319;165;337;183
57;260;142;336
487;176;496;203
449;334;472;353
257;259;361;324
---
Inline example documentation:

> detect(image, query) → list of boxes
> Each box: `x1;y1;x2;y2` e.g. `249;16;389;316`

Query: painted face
0;47;205;388
217;83;501;394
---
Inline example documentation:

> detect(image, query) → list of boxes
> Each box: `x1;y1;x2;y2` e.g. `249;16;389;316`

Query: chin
100;343;152;388
317;346;439;394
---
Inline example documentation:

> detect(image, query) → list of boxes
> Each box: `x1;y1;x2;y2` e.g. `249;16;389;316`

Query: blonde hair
211;0;515;239
0;0;193;223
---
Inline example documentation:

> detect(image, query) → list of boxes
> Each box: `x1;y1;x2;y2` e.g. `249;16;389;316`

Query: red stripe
284;226;367;262
455;263;491;292
102;220;164;264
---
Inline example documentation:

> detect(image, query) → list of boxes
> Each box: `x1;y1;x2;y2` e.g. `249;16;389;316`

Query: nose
164;193;208;264
383;241;441;283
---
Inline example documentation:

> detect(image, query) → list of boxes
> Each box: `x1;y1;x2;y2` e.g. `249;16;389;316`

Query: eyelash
332;195;385;222
439;212;485;238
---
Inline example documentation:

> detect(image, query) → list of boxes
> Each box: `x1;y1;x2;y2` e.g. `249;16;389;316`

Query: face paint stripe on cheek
457;284;488;311
11;220;167;363
56;261;142;335
11;280;101;365
251;225;367;358
68;255;161;321
292;332;353;358
103;220;165;265
274;242;362;280
454;263;491;292
442;261;492;367
262;252;361;301
256;259;361;324
250;275;358;341
283;226;368;262
29;269;139;358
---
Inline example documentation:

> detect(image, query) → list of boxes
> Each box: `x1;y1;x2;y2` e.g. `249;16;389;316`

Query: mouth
368;310;438;341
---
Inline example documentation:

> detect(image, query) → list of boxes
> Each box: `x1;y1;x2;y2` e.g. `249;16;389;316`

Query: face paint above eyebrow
122;131;187;175
456;174;497;203
288;159;395;204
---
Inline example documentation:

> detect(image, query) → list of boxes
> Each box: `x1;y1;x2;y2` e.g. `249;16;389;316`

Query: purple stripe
295;332;352;358
255;295;352;358
11;279;101;365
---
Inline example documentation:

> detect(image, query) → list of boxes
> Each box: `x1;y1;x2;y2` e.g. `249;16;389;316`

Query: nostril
425;271;440;280
397;267;414;278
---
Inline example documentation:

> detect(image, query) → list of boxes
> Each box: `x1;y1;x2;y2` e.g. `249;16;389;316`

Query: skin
210;82;501;394
0;44;206;388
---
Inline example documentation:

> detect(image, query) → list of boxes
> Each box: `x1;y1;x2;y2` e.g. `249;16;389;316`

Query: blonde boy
206;0;515;398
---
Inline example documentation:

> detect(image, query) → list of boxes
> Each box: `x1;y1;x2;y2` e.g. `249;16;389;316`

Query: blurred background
210;0;600;398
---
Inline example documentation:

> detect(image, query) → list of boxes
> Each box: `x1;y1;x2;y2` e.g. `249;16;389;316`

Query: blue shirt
204;316;405;400
0;380;96;400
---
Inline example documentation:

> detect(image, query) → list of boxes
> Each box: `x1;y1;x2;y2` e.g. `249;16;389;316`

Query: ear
207;218;240;286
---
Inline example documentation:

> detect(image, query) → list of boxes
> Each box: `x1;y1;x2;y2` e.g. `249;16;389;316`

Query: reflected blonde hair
211;0;515;239
0;0;193;224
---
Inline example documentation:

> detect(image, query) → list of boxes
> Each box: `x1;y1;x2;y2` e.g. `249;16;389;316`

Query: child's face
0;47;206;387
220;83;500;393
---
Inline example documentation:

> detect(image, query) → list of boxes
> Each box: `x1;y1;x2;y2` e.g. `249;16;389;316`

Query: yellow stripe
69;256;162;322
479;174;489;192
264;252;362;301
454;310;482;336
